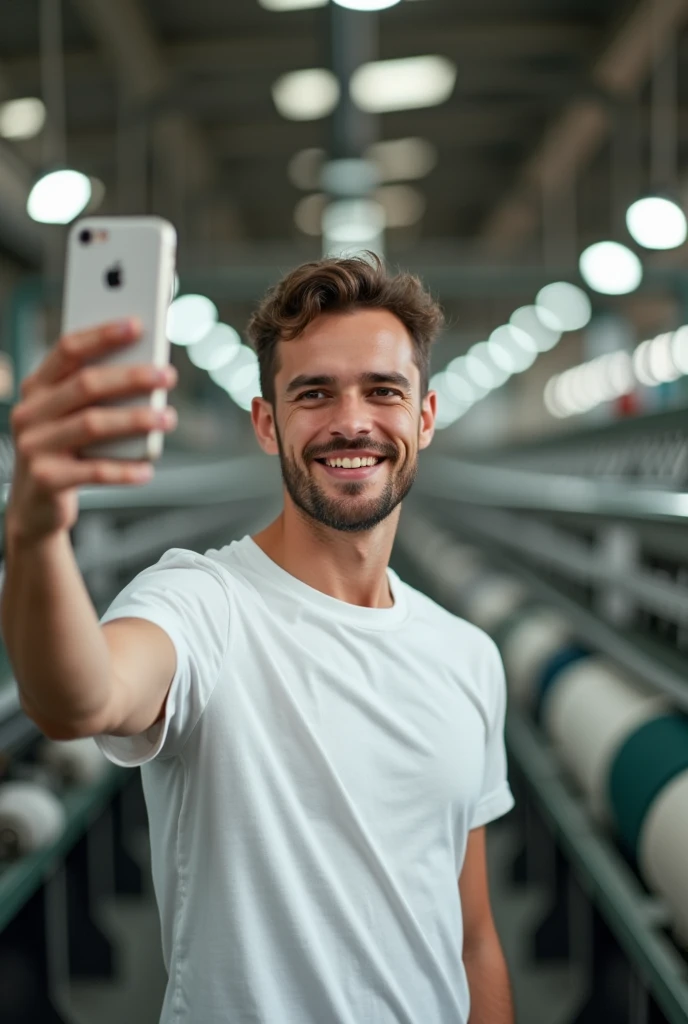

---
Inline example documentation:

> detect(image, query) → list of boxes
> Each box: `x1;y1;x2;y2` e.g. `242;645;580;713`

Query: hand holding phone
61;216;177;461
7;320;179;546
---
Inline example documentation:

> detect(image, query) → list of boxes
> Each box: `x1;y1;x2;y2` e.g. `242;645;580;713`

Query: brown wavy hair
246;253;444;405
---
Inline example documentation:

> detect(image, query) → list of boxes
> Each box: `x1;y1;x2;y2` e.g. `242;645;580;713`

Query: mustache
305;440;397;461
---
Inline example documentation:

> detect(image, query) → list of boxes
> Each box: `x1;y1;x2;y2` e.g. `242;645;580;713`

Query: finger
24;318;141;394
29;453;155;492
18;404;177;458
12;362;178;431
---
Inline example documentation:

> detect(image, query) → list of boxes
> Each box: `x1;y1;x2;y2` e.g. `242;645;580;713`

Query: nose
327;394;374;439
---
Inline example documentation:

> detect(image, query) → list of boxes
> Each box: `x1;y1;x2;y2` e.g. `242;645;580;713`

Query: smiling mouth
313;456;388;477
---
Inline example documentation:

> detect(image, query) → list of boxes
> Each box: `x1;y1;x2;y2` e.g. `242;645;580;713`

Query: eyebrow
285;372;413;397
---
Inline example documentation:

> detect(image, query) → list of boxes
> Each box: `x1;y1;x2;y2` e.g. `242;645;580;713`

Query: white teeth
324;456;380;468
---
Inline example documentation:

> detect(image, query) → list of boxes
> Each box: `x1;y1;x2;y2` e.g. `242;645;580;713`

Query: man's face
253;308;436;533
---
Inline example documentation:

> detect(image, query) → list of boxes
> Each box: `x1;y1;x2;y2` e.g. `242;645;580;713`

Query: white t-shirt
96;535;514;1024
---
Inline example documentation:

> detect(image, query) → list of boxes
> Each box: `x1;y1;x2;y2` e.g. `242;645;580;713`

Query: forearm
464;935;515;1024
1;520;113;730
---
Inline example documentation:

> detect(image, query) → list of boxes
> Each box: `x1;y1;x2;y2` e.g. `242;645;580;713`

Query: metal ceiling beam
479;0;688;255
68;0;242;238
66;103;548;168
2;22;600;85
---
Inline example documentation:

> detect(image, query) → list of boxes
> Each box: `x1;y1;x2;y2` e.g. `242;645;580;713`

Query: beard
274;425;418;533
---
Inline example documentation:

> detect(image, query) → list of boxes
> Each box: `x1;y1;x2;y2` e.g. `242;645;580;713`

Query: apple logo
105;262;123;288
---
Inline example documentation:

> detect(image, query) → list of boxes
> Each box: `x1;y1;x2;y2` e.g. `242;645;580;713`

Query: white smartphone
61;215;177;462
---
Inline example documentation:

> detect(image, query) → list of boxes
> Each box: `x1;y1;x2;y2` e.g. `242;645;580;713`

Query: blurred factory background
1;1;688;1023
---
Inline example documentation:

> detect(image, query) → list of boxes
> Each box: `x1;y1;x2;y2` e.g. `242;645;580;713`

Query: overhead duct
480;0;688;255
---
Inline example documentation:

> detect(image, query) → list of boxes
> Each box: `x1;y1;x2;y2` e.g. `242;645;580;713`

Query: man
3;255;515;1023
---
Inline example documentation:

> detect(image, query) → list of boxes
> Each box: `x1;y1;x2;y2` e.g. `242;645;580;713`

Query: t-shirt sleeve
94;548;230;768
470;638;515;830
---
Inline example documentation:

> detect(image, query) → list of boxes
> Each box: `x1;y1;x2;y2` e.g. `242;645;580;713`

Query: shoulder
400;575;497;656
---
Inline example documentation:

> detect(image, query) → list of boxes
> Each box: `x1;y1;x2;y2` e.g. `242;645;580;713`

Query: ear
251;396;280;456
418;389;437;451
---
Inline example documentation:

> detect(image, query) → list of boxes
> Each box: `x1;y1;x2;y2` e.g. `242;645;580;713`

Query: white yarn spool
501;610;572;708
37;737;109;786
638;769;688;950
0;781;66;856
542;657;668;823
464;575;527;634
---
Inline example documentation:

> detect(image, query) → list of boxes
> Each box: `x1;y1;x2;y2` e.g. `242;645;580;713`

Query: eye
373;388;402;397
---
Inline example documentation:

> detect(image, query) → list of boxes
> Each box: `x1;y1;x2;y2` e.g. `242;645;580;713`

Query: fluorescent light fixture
187;323;241;371
260;0;326;8
294;193;326;236
536;282;591;333
510;305;561;352
350;56;456;114
442;370;476;403
646;331;682;384
322;198;386;246
375;184;425;228
468;341;510;388
334;0;401;10
366;137;437;182
446;355;489;399
288;148;326;190
272;69;340;121
27;169;91;224
167;294;218;346
0;97;46;140
430;372;471;429
672;326;688;375
626;196;687;250
210;345;258;393
488;325;537;374
579;241;642;295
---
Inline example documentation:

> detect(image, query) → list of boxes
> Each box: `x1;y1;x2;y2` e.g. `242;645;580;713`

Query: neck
251;501;400;608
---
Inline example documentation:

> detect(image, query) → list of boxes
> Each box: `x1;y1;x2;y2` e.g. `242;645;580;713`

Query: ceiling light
671;326;688;375
579;241;642;295
288;148;326;190
0;98;46;140
187;323;242;371
294;193;326;235
535;282;592;333
272;69;340;121
334;0;401;10
510;305;561;352
646;331;682;384
27;169;92;224
375;184;425;228
322;198;386;247
259;0;326;9
366;137;437;182
544;376;566;418
210;345;258;393
469;341;511;388
446;356;489;399
632;340;656;386
430;372;471;429
167;294;218;346
489;324;537;374
605;351;634;395
442;370;476;404
626;196;687;250
350;56;456;114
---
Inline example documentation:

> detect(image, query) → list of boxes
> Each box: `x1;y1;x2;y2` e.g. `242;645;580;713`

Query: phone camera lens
79;229;92;245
